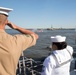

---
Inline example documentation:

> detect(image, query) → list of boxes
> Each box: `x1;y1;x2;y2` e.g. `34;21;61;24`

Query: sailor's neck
0;25;5;30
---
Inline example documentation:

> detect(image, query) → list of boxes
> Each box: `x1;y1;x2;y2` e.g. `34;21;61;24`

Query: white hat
0;7;13;16
50;35;66;42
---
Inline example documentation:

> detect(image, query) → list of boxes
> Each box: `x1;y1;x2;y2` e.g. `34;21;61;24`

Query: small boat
32;29;43;32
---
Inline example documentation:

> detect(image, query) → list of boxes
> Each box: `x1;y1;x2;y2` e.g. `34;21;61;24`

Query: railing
16;52;43;75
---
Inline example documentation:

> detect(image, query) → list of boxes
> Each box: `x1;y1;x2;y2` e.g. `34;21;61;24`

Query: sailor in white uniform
41;35;73;75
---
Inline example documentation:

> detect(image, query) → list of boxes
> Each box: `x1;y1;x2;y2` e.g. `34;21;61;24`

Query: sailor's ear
52;44;58;50
5;19;8;25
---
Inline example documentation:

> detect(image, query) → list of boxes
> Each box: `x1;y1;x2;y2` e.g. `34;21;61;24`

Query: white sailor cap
50;35;66;42
0;7;13;16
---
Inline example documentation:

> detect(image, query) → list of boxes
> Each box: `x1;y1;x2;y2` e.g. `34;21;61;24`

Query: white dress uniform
41;35;73;75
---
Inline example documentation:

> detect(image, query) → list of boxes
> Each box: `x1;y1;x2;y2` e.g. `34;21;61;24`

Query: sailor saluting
0;7;38;75
41;35;73;75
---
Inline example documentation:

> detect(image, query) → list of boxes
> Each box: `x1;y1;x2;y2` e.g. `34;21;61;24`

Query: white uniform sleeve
41;55;56;75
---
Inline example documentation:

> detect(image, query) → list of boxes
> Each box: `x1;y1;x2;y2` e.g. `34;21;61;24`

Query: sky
0;0;76;29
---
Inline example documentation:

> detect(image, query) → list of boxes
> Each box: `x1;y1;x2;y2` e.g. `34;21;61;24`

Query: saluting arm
7;21;38;40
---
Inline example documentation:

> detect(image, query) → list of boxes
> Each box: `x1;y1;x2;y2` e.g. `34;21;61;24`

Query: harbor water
6;29;76;58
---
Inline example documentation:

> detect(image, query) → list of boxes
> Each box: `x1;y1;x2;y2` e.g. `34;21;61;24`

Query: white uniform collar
53;47;72;64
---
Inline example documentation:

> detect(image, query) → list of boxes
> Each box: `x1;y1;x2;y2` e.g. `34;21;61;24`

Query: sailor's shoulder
67;45;73;49
67;45;73;53
44;54;56;63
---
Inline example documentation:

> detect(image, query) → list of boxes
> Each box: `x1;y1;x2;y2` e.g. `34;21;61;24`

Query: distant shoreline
5;28;76;30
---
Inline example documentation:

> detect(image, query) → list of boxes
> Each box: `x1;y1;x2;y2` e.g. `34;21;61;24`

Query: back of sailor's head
0;7;13;24
0;7;13;16
50;35;67;50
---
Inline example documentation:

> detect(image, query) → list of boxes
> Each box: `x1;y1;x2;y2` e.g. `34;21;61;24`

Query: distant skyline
0;0;76;29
